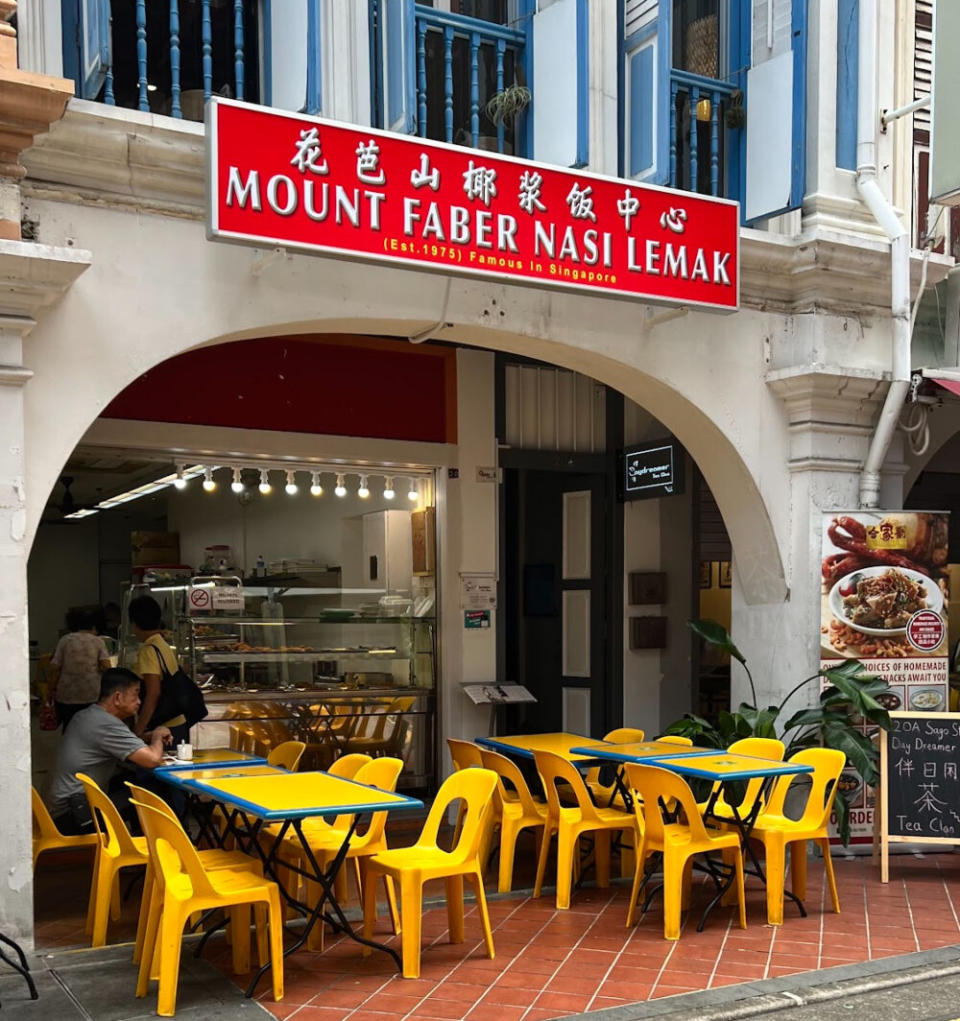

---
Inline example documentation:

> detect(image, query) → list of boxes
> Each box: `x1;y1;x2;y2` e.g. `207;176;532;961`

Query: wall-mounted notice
460;572;497;610
877;712;960;881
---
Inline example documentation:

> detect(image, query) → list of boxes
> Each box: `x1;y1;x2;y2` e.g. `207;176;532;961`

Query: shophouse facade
0;0;955;942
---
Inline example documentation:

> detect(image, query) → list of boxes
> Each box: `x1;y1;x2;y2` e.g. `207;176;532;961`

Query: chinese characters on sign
820;511;951;844
207;99;740;310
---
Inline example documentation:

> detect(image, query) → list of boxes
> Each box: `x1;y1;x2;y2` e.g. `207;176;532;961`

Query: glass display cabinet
120;576;438;791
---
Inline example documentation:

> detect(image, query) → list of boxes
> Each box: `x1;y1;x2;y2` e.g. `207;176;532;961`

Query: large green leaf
833;789;852;846
782;707;850;732
688;619;747;665
822;723;880;787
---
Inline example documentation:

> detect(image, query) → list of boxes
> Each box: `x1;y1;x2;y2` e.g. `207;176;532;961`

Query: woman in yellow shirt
128;595;187;742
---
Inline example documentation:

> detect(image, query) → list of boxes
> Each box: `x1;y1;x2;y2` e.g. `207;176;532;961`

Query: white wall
167;470;406;577
440;349;498;765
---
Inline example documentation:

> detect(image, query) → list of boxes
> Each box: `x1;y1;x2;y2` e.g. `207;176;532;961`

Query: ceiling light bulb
407;478;419;502
230;467;244;493
383;477;395;500
285;470;298;495
258;469;272;495
334;473;347;498
358;474;370;499
310;471;323;497
202;466;217;492
173;465;187;490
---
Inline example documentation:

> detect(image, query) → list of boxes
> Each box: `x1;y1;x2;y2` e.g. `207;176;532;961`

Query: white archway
22;205;790;606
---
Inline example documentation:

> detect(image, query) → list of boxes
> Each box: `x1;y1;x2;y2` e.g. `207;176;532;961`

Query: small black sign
885;714;960;840
619;440;684;501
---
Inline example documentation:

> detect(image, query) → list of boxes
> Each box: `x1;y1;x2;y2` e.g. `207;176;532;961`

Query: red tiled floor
33;848;960;1020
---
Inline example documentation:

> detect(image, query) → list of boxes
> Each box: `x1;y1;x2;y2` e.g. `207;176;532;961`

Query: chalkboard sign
619;440;684;502
877;711;960;881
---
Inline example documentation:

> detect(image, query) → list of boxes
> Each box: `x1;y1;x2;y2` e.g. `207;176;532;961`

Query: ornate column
0;2;89;943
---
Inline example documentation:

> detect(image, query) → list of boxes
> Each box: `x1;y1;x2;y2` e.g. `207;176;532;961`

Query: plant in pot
663;618;891;846
478;84;531;153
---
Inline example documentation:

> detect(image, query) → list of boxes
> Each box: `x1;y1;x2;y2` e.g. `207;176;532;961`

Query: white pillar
0;315;35;944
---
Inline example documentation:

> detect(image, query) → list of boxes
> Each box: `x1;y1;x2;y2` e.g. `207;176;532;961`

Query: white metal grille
915;0;933;133
503;364;606;452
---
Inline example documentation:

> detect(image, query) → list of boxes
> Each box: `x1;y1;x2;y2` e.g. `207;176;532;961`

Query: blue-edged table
157;748;267;770
476;732;614;763
587;747;815;926
170;768;423;994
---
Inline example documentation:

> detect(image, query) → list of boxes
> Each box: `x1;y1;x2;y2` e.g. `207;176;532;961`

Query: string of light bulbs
175;463;427;502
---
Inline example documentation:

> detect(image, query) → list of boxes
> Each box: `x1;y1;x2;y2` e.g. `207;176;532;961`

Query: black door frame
494;354;624;735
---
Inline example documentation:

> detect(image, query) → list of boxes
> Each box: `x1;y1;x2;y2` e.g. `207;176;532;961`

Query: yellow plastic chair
328;752;373;779
657;735;694;746
698;737;786;822
281;757;404;950
126;784;267;967
361;767;499;979
532;750;637;910
479;748;549;893
749;748;846;925
266;740;306;771
583;728;646;807
260;752;373;907
77;773;150;947
131;801;283;1017
31;787;98;868
447;738;494;848
623;761;746;940
345;697;416;756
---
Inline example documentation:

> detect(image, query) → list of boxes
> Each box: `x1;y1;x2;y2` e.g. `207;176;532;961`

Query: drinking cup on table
176;742;193;761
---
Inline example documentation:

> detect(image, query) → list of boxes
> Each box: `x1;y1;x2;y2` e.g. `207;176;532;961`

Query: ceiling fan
40;476;95;525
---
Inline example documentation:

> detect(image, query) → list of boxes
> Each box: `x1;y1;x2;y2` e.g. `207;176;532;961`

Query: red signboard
207;99;740;311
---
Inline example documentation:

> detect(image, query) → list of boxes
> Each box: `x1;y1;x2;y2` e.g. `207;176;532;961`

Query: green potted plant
485;84;531;128
663;618;891;845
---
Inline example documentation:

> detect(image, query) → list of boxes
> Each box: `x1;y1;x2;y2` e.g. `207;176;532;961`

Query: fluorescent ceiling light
95;464;205;510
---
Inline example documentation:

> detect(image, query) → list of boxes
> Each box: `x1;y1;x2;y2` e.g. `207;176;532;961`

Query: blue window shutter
532;0;589;168
835;0;859;170
624;2;670;184
80;0;111;100
383;0;415;134
744;0;808;221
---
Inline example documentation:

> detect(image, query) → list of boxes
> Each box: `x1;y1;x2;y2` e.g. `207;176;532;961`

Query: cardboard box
131;531;180;566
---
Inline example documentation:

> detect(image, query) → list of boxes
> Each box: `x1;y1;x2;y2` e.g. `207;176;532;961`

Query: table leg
0;933;38;1002
244;813;403;998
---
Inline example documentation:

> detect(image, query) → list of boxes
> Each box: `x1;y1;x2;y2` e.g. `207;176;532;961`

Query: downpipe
856;0;912;510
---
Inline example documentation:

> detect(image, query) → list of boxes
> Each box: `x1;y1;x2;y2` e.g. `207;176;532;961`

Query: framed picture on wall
699;561;712;589
718;561;732;588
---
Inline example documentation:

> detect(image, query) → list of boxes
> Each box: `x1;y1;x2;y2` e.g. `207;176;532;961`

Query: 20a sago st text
223;170;734;288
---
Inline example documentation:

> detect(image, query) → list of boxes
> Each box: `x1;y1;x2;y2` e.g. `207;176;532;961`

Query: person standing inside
50;609;112;731
128;594;187;742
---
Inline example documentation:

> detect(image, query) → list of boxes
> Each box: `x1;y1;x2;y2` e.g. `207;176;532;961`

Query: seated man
46;668;173;835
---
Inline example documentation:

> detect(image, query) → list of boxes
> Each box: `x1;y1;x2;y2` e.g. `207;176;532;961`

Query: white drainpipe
856;0;911;509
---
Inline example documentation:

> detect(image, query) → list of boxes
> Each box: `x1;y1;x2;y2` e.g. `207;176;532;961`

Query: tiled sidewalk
205;851;960;1021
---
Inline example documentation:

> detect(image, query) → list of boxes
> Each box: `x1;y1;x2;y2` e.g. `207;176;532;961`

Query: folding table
158;747;267;771
623;750;814;925
476;732;613;763
171;769;423;995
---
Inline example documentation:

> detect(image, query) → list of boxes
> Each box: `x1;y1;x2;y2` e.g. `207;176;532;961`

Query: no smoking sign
189;587;212;612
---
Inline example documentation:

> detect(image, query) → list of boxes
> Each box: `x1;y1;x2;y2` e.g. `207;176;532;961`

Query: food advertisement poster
821;511;950;843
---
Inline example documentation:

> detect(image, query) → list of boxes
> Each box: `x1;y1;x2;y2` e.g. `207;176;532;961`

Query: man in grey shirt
47;668;173;834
